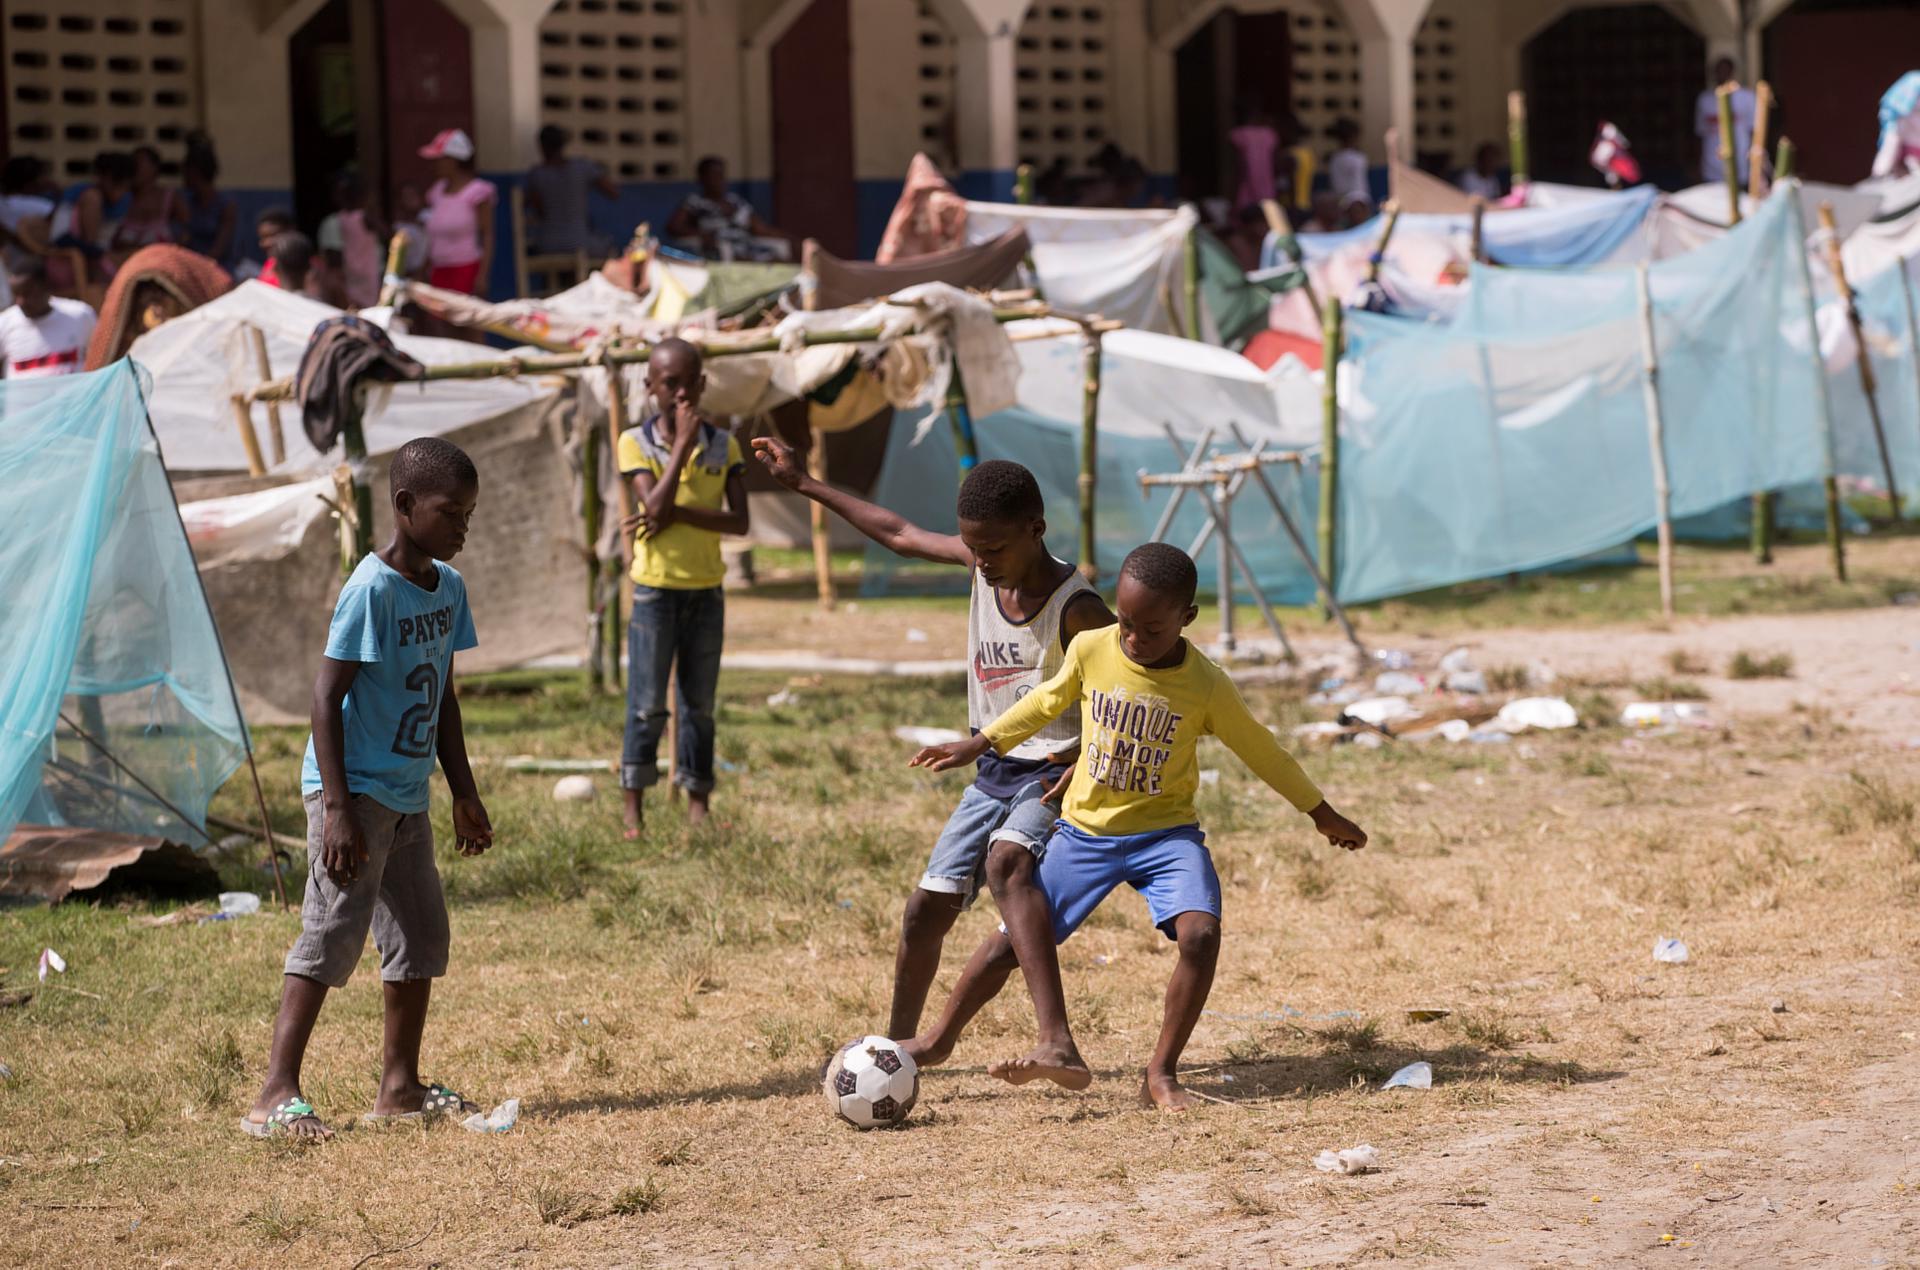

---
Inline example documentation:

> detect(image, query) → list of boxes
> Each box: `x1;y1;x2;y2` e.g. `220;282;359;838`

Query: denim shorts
919;779;1060;910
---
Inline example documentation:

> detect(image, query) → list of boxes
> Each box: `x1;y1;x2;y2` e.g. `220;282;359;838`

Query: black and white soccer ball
823;1035;920;1129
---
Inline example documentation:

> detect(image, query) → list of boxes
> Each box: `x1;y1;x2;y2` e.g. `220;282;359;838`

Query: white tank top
967;562;1096;783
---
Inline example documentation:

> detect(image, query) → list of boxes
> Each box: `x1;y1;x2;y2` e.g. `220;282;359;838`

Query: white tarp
178;477;333;568
131;281;559;475
962;203;1200;334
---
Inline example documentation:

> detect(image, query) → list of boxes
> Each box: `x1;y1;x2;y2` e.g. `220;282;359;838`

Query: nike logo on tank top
967;562;1094;798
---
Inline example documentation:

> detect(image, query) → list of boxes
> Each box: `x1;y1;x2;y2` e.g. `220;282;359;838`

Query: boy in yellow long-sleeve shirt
907;543;1366;1110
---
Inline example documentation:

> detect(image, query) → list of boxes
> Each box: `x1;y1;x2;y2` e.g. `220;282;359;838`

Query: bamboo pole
945;358;979;475
1748;81;1773;201
1785;185;1846;581
1470;197;1486;265
1078;326;1103;581
1752;138;1797;563
1317;294;1343;620
1259;197;1322;314
1820;201;1902;519
227;394;266;477
1717;85;1742;227
340;395;374;575
580;380;605;692
602;357;631;689
1367;201;1401;285
809;426;834;609
1182;224;1202;341
246;325;285;466
1014;164;1035;205
1507;91;1530;188
1216;465;1234;656
1775;136;1796;182
377;234;406;308
1635;263;1676;620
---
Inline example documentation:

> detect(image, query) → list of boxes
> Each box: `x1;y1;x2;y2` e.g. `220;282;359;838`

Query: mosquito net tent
0;361;249;848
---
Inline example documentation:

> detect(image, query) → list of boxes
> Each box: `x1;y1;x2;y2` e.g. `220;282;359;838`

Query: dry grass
1727;648;1795;679
4;664;1920;1265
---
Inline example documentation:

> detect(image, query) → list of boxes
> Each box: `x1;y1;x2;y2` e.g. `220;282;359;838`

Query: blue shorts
1036;821;1221;942
920;779;1060;910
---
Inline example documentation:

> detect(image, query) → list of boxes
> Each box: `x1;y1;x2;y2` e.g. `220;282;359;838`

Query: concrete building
4;0;1908;293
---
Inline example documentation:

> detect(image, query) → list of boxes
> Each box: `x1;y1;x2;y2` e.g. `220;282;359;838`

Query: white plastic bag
1313;1144;1380;1174
1381;1061;1432;1090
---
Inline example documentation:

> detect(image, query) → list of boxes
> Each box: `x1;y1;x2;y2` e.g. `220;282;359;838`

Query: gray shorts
284;792;449;988
920;779;1061;910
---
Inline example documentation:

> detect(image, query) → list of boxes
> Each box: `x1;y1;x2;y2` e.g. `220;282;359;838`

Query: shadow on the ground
1172;1041;1624;1103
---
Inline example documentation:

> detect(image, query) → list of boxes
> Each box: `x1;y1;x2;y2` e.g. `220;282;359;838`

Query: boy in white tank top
753;438;1112;1089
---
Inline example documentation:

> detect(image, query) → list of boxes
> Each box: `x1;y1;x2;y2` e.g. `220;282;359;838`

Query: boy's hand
667;398;705;447
750;436;805;490
452;797;493;857
1042;753;1078;806
908;735;992;773
622;505;675;539
1309;801;1367;852
320;803;369;886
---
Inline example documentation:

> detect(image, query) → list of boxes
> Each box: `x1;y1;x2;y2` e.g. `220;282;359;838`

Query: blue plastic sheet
0;361;248;846
1269;184;1659;270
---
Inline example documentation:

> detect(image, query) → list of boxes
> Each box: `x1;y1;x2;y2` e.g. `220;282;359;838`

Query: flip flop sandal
361;1081;478;1125
239;1097;329;1139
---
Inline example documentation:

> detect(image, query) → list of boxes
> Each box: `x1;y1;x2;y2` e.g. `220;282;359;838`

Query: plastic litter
217;892;261;917
1620;702;1711;729
1374;671;1425;696
1406;719;1472;744
1352;731;1387;749
894;725;966;747
1494;696;1578;732
501;756;610;773
1292;721;1350;740
1468;728;1513;745
551;775;596;803
1382;1061;1433;1091
1653;937;1690;964
1439;647;1475;674
905;628;930;644
766;689;798;708
1444;669;1488;695
0;1062;11;1081
1373;649;1413;670
1406;1008;1452;1023
1313;1144;1380;1174
1317;677;1345;693
37;948;64;982
1527;659;1558;688
1308;685;1365;707
460;1098;520;1134
1344;696;1414;727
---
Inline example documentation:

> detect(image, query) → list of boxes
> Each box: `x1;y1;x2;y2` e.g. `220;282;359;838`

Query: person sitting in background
114;146;174;256
0;157;55;277
1223;204;1268;271
247;207;295;286
419;129;495;298
265;231;320;299
1457;142;1504;200
1328;118;1370;209
171;134;237;270
666;156;789;261
317;172;387;310
1300;190;1342;234
49;151;134;286
526;125;616;258
0;260;96;378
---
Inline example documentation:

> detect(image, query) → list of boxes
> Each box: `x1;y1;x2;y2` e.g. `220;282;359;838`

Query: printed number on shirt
392;663;441;758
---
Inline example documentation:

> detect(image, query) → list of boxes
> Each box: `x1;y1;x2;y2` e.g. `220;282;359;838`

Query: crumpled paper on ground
1313;1144;1379;1174
461;1098;520;1134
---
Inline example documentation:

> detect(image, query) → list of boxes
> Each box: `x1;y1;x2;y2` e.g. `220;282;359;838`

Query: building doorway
1524;4;1703;188
771;0;857;257
1173;8;1293;209
288;0;472;235
1766;0;1920;183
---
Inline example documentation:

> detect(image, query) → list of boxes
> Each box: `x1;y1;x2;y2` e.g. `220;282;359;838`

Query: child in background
907;543;1367;1109
616;339;749;833
1328;117;1371;211
317;172;386;310
754;439;1112;1083
265;231;320;299
249;207;294;286
242;437;493;1139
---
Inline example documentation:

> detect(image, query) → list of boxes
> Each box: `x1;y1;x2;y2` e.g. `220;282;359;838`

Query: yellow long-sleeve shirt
982;627;1323;836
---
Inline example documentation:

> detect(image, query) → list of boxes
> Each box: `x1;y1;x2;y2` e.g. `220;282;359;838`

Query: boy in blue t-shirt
242;437;493;1140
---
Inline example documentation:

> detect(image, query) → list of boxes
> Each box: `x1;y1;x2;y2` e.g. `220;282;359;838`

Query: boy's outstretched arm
751;435;971;566
435;670;492;857
909;643;1086;773
1207;677;1367;852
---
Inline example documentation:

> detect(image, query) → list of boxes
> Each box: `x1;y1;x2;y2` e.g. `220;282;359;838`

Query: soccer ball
823;1035;919;1129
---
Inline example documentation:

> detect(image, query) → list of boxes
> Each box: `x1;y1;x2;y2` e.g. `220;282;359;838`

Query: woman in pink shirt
419;129;495;297
1228;106;1280;214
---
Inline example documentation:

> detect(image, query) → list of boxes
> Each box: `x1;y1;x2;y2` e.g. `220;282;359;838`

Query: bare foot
898;1033;953;1070
244;1085;332;1139
1139;1069;1197;1112
988;1040;1092;1090
687;792;711;825
622;825;641;841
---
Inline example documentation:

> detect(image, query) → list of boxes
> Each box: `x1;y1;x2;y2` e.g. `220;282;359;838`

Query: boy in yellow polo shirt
907;543;1366;1110
616;338;749;833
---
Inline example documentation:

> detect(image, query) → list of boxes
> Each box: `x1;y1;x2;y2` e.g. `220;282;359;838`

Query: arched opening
1523;4;1703;188
1765;0;1920;183
1172;6;1294;206
771;0;857;256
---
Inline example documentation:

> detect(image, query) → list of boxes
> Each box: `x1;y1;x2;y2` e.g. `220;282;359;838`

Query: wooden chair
510;186;589;298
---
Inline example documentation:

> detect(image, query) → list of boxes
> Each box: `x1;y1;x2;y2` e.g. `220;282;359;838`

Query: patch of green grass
1666;649;1709;675
1632;676;1709;702
1728;649;1794;679
611;1177;668;1216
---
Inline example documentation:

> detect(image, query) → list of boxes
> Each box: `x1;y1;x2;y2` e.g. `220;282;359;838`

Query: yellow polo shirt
616;417;744;590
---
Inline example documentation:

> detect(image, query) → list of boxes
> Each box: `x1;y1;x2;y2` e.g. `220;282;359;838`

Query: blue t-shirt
300;554;479;814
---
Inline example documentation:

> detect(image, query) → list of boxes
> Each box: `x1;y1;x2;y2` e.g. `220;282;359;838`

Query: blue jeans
622;585;724;794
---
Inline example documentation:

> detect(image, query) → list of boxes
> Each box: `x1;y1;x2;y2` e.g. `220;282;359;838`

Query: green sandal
361;1082;479;1125
239;1097;330;1139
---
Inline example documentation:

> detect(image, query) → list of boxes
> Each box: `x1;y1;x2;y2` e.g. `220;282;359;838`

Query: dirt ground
7;541;1920;1267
